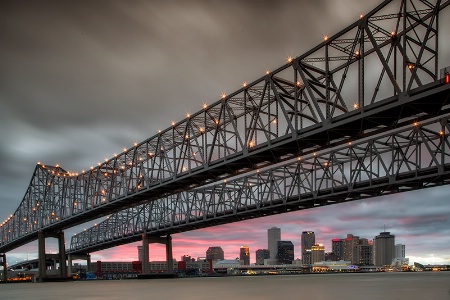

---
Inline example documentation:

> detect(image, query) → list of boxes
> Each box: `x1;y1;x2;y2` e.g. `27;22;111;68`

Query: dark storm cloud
1;0;449;263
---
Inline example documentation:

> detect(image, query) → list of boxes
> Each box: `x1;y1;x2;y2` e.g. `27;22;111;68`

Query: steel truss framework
1;0;450;252
70;112;450;253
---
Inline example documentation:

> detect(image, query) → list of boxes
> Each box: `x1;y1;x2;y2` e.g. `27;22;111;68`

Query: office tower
240;246;250;265
343;234;360;264
268;227;281;260
311;244;325;263
373;232;395;266
255;249;270;265
331;238;344;260
277;241;294;264
358;241;373;265
395;244;405;258
137;246;143;262
206;246;224;261
301;231;315;264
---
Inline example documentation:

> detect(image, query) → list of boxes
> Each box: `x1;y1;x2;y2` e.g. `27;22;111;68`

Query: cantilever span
1;0;450;254
70;112;450;254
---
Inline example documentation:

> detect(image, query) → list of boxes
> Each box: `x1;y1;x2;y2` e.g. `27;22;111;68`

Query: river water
1;272;449;300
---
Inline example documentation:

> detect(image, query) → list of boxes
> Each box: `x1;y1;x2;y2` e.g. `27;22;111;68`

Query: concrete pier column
67;254;72;278
57;231;67;277
38;231;46;281
0;253;7;282
142;235;149;274
165;235;173;274
87;254;91;272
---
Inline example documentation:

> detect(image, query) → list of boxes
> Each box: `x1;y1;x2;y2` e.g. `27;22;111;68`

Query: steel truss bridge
1;0;450;258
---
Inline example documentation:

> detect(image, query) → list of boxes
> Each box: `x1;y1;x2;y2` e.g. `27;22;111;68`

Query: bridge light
391;31;396;37
446;73;450;84
353;103;358;110
413;121;418;127
439;130;444;136
249;141;254;147
408;64;414;70
199;127;204;133
360;14;363;19
221;93;226;99
266;70;270;75
296;81;301;87
243;82;247;87
323;35;328;41
186;113;190;118
287;56;293;63
172;121;175;126
98;162;101;166
123;147;127;152
297;156;301;161
56;164;59;168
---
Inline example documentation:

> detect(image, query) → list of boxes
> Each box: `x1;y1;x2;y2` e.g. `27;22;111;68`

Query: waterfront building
331;238;344;260
373;232;395;266
240;246;250;265
395;244;405;258
301;231;315;264
277;241;294;264
206;246;224;261
256;249;270;265
268;227;281;260
311;244;325;263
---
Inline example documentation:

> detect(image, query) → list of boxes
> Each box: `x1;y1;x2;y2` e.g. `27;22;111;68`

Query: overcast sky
1;0;450;266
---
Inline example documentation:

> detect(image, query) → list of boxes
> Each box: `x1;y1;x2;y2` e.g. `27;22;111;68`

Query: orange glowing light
296;81;301;87
221;93;226;99
323;35;329;41
203;103;207;109
266;70;270;75
287;56;293;63
243;82;247;87
446;73;450;84
353;103;358;109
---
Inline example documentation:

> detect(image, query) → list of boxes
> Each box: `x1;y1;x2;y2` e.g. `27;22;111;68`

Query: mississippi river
1;272;449;300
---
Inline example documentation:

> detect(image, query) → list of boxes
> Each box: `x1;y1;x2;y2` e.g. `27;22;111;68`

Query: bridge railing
2;0;449;251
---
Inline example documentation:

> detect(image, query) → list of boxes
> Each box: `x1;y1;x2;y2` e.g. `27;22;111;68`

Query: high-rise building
137;246;143;262
343;234;360;264
358;243;373;265
206;247;224;261
373;232;395;266
331;238;344;260
311;244;325;263
255;249;270;265
268;227;281;260
240;246;250;265
277;241;294;264
181;255;192;262
395;244;405;258
301;231;315;264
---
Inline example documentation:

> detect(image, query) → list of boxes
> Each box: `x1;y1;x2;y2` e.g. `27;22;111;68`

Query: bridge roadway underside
2;81;450;254
69;161;450;255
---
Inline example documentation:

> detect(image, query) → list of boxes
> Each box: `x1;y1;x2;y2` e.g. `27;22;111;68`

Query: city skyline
1;0;450;266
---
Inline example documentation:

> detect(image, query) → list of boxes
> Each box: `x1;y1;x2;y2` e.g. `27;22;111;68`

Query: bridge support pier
142;235;149;274
1;253;7;282
68;253;91;276
165;235;173;274
141;234;173;274
38;231;67;281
